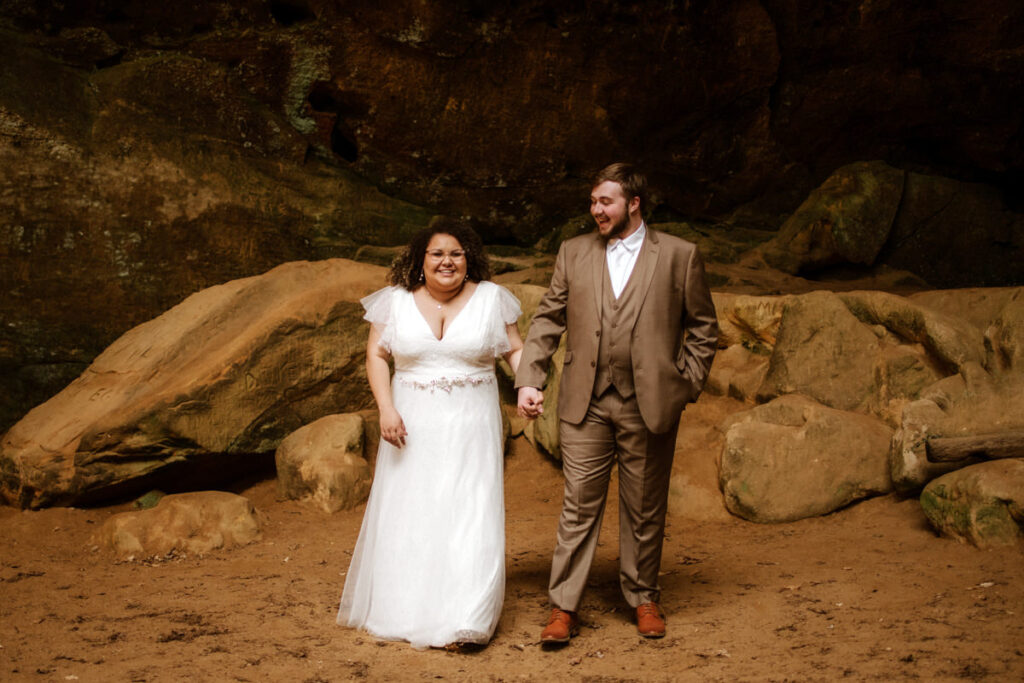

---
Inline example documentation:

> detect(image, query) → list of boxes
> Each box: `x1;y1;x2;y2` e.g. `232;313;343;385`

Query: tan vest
593;257;642;398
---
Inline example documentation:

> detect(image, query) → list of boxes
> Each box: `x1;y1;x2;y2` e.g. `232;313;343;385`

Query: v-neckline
411;282;481;342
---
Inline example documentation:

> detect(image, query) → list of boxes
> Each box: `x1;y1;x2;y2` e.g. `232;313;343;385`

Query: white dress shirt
606;222;646;298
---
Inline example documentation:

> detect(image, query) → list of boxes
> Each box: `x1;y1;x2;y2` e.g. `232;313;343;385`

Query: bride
337;221;523;650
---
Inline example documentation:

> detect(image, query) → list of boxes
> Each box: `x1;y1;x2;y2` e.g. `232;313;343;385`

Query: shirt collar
608;222;646;253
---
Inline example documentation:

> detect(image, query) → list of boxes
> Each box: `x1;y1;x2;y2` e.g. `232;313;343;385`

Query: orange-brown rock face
0;259;385;508
1;1;1022;432
8;1;1020;238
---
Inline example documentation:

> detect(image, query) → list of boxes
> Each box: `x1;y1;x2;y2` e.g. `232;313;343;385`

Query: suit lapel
625;229;660;329
587;234;605;319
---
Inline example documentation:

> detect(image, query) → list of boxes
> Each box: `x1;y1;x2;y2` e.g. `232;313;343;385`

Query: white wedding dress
337;280;521;649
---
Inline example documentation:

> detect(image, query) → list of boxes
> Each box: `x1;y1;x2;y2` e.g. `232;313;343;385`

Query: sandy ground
2;394;1023;683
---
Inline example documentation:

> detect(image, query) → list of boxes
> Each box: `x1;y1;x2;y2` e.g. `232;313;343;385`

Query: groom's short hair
591;163;648;215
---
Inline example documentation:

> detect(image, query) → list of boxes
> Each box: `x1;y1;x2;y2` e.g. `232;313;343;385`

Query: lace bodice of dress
361;281;521;390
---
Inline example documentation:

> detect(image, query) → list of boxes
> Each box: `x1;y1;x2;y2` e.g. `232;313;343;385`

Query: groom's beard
598;212;631;241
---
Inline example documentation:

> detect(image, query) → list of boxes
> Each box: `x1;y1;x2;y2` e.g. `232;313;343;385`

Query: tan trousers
548;388;678;611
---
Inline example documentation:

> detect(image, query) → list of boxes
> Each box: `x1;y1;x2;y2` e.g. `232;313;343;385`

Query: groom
516;163;718;643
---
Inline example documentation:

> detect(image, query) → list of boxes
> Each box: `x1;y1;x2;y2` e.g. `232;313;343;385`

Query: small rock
95;491;261;559
275;414;372;513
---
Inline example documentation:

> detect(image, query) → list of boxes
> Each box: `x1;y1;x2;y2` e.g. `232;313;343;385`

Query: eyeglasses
425;250;466;261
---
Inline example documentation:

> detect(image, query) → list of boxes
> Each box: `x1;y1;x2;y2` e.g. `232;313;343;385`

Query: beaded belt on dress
394;371;495;393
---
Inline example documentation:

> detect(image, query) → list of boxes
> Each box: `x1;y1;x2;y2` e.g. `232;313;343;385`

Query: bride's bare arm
503;322;525;375
366;324;406;447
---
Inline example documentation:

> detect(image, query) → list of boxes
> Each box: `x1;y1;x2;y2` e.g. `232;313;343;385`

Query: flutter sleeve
360;286;398;352
488;283;523;357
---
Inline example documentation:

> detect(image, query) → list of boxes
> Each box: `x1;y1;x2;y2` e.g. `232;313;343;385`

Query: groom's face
590;180;634;240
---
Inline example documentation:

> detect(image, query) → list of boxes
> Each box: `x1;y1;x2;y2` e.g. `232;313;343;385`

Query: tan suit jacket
516;229;718;434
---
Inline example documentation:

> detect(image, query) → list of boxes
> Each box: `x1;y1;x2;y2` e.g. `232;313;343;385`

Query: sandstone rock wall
2;0;1022;433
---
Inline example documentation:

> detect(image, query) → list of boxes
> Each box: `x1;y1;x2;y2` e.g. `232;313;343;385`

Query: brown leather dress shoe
540;608;579;643
636;602;666;638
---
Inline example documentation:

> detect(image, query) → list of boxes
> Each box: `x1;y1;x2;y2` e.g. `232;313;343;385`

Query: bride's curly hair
388;219;492;289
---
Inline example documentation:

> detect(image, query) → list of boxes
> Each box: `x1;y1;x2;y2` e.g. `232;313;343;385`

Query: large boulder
720;394;893;523
712;293;789;356
908;288;1020;336
905;286;1024;375
755;290;988;421
759;160;904;275
523;341;566;461
509;284;565;461
889;367;1024;493
275;414;372;513
920;459;1024;549
0;259;384;508
706;293;784;404
95;491;262;560
757;161;1024;287
354;409;383;469
704;343;769;403
667;396;738;522
984;289;1024;374
754;291;889;414
888;394;966;496
713;287;1013;501
886;171;1024;288
838;291;986;374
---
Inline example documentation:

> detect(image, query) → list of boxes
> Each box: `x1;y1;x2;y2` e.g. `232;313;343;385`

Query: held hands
517;386;545;420
379;406;407;448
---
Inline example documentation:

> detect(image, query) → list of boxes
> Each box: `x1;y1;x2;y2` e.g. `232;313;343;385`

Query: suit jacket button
595;330;601;337
590;361;596;367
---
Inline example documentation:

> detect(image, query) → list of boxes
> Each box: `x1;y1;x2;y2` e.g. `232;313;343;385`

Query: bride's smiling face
422;233;467;291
